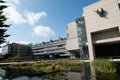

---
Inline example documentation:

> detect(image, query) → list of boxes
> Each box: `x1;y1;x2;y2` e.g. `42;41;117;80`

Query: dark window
118;3;120;9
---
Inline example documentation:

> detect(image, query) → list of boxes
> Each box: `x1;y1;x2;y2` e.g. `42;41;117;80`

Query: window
118;3;120;9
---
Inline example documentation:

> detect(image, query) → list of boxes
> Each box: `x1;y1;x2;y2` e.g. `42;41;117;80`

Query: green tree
0;0;10;44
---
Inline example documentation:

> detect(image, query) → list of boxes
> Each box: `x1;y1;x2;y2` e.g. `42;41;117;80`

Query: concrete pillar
87;33;95;61
118;26;120;34
90;62;96;80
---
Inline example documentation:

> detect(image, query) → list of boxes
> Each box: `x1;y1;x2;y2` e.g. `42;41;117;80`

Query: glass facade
76;17;88;59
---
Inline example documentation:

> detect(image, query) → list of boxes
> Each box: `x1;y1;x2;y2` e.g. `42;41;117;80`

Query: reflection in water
0;68;5;77
0;63;91;80
37;63;91;80
13;76;50;80
1;62;120;80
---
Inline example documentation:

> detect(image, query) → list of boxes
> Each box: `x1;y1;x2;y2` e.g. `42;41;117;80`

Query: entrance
95;42;120;59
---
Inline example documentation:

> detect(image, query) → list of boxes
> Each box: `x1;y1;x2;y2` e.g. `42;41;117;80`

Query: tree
0;0;10;44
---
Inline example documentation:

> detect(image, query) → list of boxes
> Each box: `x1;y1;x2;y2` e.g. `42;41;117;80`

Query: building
2;43;33;60
65;17;88;59
83;0;120;60
32;37;69;60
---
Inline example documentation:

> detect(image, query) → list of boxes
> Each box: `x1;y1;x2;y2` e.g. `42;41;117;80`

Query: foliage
55;59;84;67
37;61;50;67
0;0;10;44
7;55;20;62
93;59;116;73
96;72;120;80
8;59;84;76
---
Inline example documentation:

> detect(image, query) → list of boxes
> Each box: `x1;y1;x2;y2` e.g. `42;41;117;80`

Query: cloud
4;0;20;5
25;11;47;26
18;41;31;44
13;0;20;5
33;26;55;38
4;4;26;24
3;0;47;26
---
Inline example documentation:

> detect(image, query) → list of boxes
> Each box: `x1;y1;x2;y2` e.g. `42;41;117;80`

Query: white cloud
3;0;47;26
18;41;30;44
33;26;55;38
25;11;47;26
13;0;20;5
4;0;20;5
4;4;26;24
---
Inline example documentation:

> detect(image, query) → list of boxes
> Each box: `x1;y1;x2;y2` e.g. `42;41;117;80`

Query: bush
55;59;84;67
93;59;116;73
7;55;20;62
8;59;84;76
38;61;50;67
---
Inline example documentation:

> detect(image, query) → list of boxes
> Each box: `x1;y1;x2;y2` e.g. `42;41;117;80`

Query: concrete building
83;0;120;60
2;43;33;60
32;38;69;60
66;17;88;59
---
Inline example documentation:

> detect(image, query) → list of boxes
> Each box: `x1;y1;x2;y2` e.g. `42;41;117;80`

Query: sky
2;0;99;45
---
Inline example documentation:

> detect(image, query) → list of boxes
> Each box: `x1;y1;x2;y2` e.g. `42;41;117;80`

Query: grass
92;59;116;73
55;59;84;67
8;59;84;76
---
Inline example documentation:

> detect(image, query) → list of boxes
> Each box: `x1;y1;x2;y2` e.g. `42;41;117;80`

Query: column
87;33;95;61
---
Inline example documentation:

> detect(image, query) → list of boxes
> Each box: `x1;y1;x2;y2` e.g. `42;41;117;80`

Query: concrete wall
83;0;120;60
2;45;9;55
66;22;79;50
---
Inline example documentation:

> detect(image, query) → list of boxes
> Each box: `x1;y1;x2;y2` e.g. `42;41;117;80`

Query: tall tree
0;0;10;44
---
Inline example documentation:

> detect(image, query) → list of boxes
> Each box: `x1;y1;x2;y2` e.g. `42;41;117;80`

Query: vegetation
1;55;21;62
55;59;84;67
93;59;116;73
0;0;10;44
96;72;120;80
7;55;20;62
8;60;84;76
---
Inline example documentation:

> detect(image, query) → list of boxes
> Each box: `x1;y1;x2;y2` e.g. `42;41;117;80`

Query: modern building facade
66;17;88;59
83;0;120;60
2;0;120;61
2;43;33;60
32;37;69;60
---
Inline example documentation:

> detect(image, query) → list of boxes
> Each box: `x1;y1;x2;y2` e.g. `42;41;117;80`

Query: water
0;62;120;80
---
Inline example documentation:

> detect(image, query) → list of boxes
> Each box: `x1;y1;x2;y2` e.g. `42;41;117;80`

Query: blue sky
4;0;99;45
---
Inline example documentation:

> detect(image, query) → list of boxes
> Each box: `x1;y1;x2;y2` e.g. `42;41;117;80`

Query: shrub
7;55;20;62
93;59;116;73
38;61;50;67
55;59;84;67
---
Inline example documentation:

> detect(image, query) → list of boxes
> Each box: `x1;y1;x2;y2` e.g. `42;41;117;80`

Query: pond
0;62;120;80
